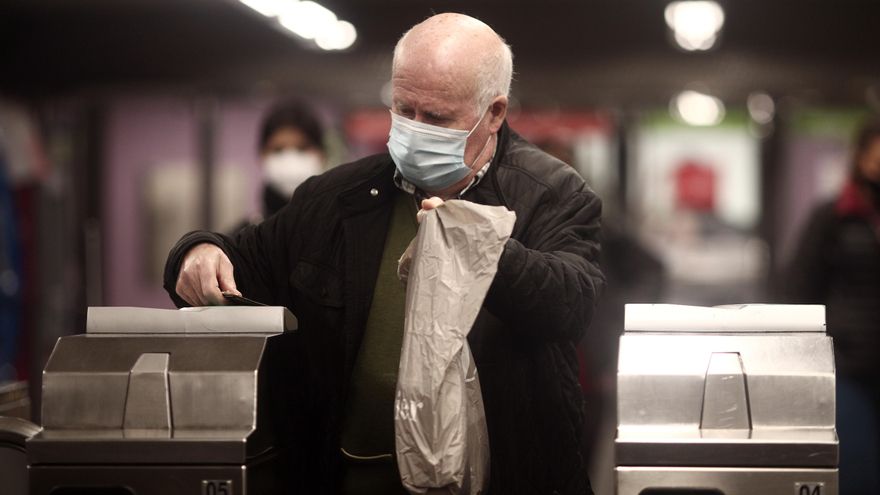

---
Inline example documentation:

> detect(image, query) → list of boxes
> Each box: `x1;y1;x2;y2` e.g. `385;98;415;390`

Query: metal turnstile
1;415;40;495
28;306;298;495
616;304;838;495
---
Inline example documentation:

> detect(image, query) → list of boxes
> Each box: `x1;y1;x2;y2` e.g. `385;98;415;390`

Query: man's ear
487;95;508;132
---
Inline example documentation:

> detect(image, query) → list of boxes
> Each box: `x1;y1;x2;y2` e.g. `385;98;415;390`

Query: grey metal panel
41;337;269;430
0;416;41;443
28;461;285;495
43;335;268;372
616;428;839;467
170;371;258;429
123;353;172;430
617;466;838;495
699;353;750;430
42;372;130;429
27;429;252;464
617;334;835;429
615;303;838;494
32;312;299;474
0;416;38;495
0;447;28;495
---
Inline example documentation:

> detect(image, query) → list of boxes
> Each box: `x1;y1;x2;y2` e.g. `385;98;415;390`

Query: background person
256;100;326;220
783;117;880;494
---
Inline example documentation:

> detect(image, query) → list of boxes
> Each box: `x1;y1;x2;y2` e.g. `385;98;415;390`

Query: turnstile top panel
87;306;297;334
624;304;825;333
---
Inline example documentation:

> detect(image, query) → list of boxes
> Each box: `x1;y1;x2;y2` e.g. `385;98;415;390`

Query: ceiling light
279;1;337;40
747;92;775;124
665;1;725;51
239;0;358;50
239;0;284;17
671;90;725;126
315;20;357;50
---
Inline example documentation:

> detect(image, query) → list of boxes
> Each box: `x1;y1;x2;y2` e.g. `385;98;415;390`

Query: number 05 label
795;482;824;495
202;480;233;495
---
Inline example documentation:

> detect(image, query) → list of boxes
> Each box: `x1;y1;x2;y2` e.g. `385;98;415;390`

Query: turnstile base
617;466;838;495
30;461;283;495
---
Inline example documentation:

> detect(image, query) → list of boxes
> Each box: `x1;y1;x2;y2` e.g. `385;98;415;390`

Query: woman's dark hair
258;100;325;152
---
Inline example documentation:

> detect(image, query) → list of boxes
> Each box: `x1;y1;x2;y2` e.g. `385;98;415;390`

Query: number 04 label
795;482;824;495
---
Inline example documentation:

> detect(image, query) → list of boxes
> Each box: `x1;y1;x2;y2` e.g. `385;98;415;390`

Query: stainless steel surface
616;304;838;494
0;381;31;419
700;353;750;430
27;428;254;464
617;334;835;430
0;447;29;495
29;306;298;495
617;467;838;495
87;306;298;334
0;415;41;442
29;458;282;495
41;335;269;429
0;416;39;495
616;428;838;467
123;353;171;430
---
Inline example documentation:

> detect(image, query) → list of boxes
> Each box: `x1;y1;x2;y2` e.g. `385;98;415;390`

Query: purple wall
103;97;197;308
216;100;268;217
776;135;849;263
102;96;270;308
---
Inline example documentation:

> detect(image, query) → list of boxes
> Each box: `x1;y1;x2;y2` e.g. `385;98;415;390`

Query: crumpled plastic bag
394;199;516;495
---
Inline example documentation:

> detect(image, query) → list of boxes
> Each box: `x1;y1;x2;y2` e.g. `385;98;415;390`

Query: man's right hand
175;243;240;306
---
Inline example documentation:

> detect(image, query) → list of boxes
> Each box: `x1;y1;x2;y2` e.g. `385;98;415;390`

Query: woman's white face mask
262;149;324;197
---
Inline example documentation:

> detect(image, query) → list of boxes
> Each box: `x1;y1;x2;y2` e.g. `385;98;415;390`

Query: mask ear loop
465;108;490;137
466;109;494;168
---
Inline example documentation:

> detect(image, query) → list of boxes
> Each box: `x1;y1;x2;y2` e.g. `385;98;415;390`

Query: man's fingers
421;196;444;210
198;267;226;305
216;254;239;295
417;196;445;223
180;285;204;307
176;271;201;306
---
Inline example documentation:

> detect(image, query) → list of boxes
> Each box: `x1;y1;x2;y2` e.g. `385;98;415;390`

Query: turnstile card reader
616;304;838;495
28;306;298;495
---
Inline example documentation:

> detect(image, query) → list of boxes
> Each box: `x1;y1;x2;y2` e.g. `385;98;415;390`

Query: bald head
393;13;513;112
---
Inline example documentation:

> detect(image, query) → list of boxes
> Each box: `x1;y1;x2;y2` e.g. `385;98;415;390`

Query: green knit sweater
340;191;416;494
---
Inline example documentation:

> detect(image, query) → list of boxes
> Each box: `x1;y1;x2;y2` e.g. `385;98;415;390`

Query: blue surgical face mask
387;110;489;192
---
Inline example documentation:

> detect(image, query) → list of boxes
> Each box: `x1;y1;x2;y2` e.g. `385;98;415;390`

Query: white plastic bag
395;199;516;495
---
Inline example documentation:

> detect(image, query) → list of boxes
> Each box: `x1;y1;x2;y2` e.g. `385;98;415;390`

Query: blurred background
1;0;878;491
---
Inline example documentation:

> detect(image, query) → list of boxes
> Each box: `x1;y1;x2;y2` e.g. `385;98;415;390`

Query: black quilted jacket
164;122;604;495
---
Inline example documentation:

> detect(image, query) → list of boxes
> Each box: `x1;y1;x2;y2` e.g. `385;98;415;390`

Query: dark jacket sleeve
162;179;311;307
484;185;604;343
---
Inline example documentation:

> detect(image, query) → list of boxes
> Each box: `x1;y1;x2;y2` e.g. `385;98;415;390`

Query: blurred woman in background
784;117;880;494
256;100;327;220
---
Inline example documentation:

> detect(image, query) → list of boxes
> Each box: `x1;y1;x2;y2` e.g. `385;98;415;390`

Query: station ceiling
2;0;879;108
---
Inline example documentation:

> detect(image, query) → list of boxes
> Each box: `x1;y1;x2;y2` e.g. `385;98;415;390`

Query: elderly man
164;13;603;495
